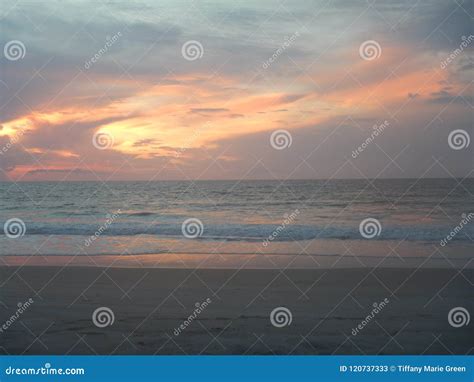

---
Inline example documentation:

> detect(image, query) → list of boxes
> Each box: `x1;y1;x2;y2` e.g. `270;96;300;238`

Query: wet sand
0;266;472;355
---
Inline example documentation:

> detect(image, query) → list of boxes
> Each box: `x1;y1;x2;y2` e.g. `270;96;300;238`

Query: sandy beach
0;265;472;355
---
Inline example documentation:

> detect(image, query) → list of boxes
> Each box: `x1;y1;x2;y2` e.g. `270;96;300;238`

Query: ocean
0;178;472;267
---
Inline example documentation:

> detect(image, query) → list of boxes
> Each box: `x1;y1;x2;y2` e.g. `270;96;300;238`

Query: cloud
429;88;473;105
280;94;306;103
25;168;99;175
1;0;472;181
459;62;474;72
189;108;229;114
132;138;161;147
20;116;131;151
0;135;34;175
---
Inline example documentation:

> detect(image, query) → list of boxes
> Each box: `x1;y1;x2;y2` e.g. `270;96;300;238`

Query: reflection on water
0;179;472;267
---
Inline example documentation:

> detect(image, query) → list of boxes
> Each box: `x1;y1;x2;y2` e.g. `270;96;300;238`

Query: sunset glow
1;1;471;181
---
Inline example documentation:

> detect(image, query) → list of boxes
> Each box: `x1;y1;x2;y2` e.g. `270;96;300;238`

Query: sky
0;0;472;181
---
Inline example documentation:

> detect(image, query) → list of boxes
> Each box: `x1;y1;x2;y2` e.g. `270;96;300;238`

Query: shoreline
0;252;472;269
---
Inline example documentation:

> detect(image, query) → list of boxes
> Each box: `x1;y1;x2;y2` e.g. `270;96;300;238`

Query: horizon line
1;176;472;183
